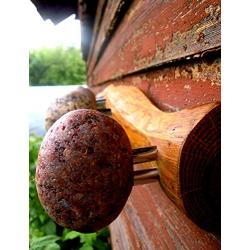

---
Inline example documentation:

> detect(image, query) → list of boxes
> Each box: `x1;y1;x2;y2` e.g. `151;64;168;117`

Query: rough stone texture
45;87;97;130
36;109;133;232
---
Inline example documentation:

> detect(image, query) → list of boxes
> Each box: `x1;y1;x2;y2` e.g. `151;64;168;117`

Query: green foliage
29;134;111;250
29;133;53;239
30;235;61;250
29;46;86;86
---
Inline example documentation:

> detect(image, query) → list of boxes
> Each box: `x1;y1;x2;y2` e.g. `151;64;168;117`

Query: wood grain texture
180;104;221;232
78;0;98;60
102;85;220;232
88;0;221;85
87;0;131;74
85;0;221;246
110;182;220;250
93;56;221;112
86;0;107;67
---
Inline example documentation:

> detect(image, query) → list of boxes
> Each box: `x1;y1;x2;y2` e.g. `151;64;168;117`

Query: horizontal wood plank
86;0;107;66
110;182;220;250
87;0;130;74
92;55;221;111
78;0;98;60
88;0;221;85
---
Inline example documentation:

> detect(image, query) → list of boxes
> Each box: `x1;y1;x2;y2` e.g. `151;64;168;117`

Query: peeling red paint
92;57;221;112
88;0;220;85
87;0;127;74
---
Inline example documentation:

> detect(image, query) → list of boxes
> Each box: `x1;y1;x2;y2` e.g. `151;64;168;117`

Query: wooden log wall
79;0;221;249
84;0;221;109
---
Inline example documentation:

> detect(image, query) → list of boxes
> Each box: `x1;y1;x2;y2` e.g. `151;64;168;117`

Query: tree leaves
29;47;86;86
30;235;60;250
29;133;52;239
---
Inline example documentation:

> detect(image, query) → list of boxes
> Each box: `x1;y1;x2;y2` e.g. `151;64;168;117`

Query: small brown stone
45;87;97;130
36;109;133;232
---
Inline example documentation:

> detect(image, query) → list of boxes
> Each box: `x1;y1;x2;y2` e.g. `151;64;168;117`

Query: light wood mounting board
102;84;221;233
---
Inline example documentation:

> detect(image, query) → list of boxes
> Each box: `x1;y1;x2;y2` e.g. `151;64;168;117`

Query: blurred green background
29;46;86;86
29;46;111;249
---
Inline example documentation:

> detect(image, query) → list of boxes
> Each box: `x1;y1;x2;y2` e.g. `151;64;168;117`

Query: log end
180;103;221;233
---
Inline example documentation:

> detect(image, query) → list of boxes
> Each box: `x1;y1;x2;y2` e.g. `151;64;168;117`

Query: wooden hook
102;85;221;232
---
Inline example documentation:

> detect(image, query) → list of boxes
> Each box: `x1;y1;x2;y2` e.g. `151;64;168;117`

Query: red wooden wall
79;0;221;249
84;0;221;109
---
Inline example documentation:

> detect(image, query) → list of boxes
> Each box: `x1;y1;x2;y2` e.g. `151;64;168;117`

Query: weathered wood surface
102;85;221;232
78;0;98;60
94;56;221;112
110;182;220;250
88;0;221;85
87;0;131;75
87;0;107;67
85;0;221;247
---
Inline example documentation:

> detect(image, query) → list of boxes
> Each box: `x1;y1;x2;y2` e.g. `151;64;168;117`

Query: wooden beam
102;85;220;232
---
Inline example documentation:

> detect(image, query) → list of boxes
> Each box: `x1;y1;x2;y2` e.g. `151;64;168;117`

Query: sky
28;1;81;49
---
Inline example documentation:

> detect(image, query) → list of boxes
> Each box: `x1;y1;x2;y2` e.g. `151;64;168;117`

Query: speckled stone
36;109;133;232
45;87;97;130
